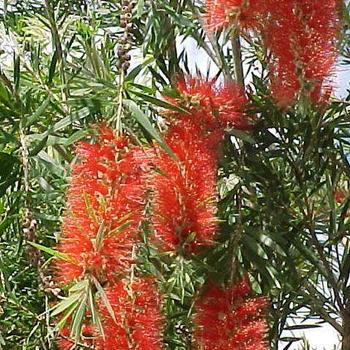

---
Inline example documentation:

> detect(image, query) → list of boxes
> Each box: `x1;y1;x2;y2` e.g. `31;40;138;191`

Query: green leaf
56;302;79;330
28;242;73;263
91;276;116;323
64;129;89;146
136;0;145;18
88;282;104;337
26;97;51;127
69;280;90;293
70;291;88;341
14;55;20;92
48;49;59;84
95;220;106;251
29;135;48;156
124;99;176;159
51;293;82;317
52;108;90;133
107;219;133;238
128;87;190;115
126;55;154;81
229;129;256;144
36;151;66;177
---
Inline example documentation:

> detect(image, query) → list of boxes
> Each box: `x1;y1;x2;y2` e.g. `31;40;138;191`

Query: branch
303;282;343;334
306;199;344;313
231;32;244;88
193;5;233;82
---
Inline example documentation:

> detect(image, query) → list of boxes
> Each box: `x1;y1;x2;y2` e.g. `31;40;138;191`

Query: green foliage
0;1;349;349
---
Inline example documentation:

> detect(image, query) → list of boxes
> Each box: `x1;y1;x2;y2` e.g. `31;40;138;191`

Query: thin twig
231;31;245;88
302;283;343;334
116;70;125;136
19;128;30;194
194;7;233;82
305;198;344;313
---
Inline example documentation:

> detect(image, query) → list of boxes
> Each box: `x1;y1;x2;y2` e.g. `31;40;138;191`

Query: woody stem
231;32;245;88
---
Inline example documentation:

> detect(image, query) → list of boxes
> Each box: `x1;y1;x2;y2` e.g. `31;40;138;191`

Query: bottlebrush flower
335;189;347;204
193;279;268;350
204;0;264;31
54;126;151;286
58;324;95;350
96;277;164;350
150;120;218;253
155;76;250;253
265;0;340;106
215;83;252;129
166;77;251;133
203;0;340;107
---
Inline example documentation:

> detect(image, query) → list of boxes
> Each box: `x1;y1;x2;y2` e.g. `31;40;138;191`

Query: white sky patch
281;323;340;350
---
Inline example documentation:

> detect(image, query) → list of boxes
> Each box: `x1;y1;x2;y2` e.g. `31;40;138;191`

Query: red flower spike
335;189;347;204
155;79;244;253
57;324;95;350
215;83;252;130
194;279;268;350
54;126;150;286
57;327;73;350
150;120;219;253
96;277;164;350
204;0;264;31
264;0;340;106
203;0;340;106
166;77;251;134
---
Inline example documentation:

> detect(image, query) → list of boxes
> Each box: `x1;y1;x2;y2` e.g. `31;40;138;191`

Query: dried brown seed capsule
22;218;31;228
125;12;132;20
119;36;128;44
117;48;125;57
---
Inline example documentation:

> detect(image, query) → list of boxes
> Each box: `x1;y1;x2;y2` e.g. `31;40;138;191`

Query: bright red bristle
154;77;248;253
54;126;150;286
203;0;340;107
96;277;164;350
193;279;268;350
215;83;252;129
334;189;347;204
166;77;251;133
150;119;218;253
57;324;95;350
204;0;264;31
259;0;340;106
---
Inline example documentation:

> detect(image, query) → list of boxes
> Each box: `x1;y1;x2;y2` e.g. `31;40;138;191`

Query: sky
336;60;350;98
